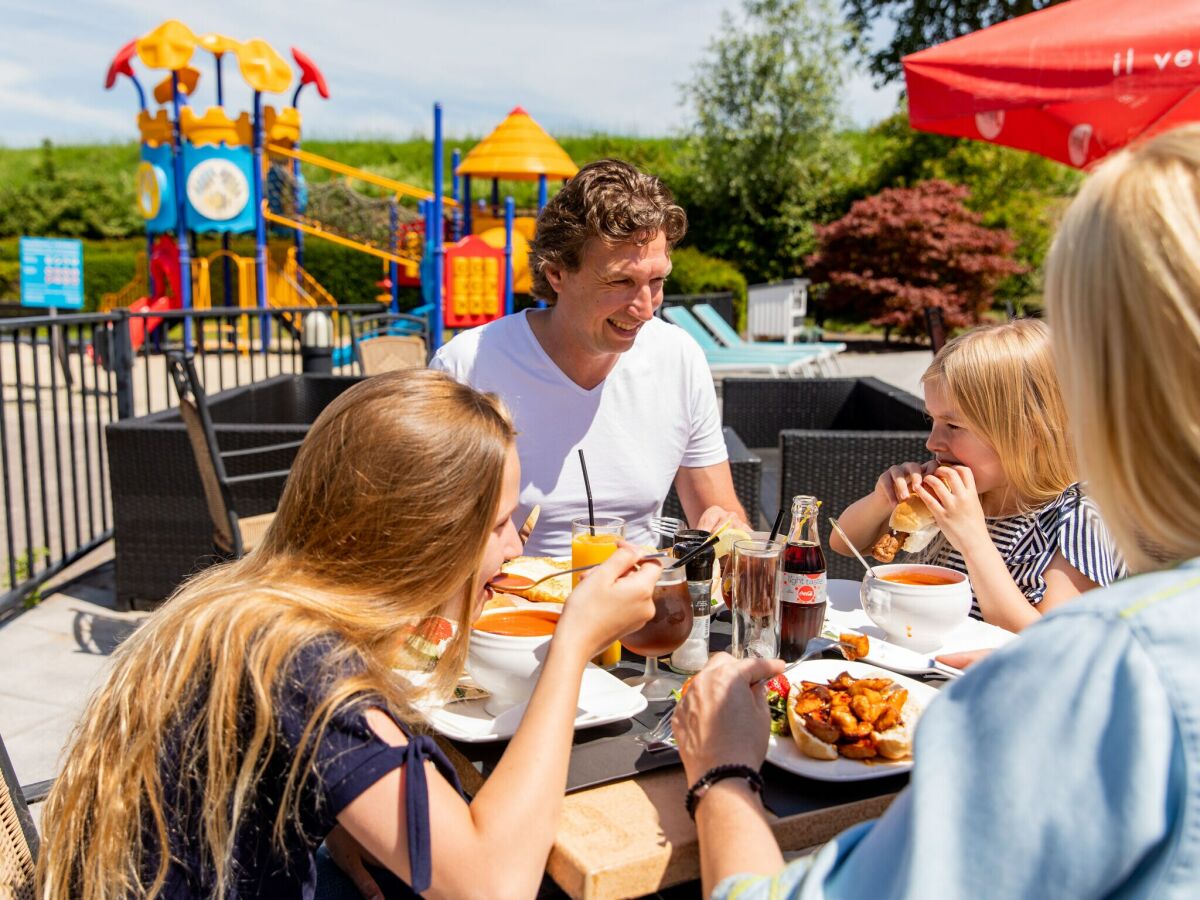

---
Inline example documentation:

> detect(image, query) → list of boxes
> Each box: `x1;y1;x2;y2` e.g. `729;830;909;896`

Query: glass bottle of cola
780;495;828;661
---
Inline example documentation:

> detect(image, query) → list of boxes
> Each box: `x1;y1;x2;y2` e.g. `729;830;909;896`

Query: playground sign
19;237;84;310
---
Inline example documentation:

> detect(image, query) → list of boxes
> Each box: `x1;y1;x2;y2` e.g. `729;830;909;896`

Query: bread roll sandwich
869;497;940;563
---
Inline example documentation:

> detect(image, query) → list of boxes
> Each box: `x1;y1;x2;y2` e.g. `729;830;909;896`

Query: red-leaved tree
805;180;1025;338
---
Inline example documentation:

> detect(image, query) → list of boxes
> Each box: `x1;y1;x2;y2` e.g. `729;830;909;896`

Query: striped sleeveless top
917;482;1125;620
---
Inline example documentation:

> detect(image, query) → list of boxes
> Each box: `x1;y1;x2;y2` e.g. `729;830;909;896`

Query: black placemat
446;664;683;794
761;765;907;818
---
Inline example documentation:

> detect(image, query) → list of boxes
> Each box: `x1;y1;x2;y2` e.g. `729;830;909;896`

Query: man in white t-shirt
431;159;749;555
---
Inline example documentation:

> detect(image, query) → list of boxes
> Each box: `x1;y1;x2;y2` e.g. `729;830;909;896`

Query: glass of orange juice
571;515;625;668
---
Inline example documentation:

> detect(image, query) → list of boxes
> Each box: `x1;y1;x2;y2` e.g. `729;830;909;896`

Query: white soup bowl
859;564;972;653
466;605;559;715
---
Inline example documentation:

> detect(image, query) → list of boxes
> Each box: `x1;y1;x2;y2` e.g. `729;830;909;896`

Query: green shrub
666;246;748;327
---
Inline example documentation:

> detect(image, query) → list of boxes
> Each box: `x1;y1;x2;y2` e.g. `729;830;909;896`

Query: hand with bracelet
674;653;786;896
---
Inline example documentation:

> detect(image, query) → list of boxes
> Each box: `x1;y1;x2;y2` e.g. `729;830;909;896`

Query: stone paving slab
0;562;145;789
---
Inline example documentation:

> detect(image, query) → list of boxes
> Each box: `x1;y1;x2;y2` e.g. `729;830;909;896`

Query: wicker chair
1;733;38;899
352;312;429;375
721;378;929;579
167;353;300;559
661;427;763;529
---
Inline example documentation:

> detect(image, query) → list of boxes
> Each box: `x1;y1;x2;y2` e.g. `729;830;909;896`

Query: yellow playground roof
457;107;578;181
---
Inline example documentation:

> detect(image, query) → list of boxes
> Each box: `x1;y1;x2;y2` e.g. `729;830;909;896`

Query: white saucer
824;579;1015;675
423;665;648;743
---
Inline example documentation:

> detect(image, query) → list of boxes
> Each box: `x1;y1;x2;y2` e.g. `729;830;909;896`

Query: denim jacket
715;559;1200;899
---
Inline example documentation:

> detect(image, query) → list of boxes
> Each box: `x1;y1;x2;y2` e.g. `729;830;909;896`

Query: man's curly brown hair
529;159;687;304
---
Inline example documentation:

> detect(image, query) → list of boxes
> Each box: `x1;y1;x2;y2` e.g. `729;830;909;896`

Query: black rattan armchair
166;352;299;559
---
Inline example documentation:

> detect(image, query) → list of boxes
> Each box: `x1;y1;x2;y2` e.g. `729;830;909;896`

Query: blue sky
0;0;901;147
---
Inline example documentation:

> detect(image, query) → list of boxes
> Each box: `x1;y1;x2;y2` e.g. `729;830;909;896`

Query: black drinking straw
767;505;788;544
577;449;596;535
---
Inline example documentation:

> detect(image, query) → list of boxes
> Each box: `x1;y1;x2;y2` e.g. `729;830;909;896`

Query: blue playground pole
504;196;514;317
252;90;270;352
451;149;462;241
291;83;307;272
128;74;147;111
537;174;548;212
431;103;445;352
389;200;399;314
463;175;473;235
170;72;193;350
213;54;234;311
146;234;156;298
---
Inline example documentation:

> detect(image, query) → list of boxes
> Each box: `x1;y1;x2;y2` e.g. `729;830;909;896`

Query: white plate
765;660;938;782
823;579;1015;675
422;664;648;743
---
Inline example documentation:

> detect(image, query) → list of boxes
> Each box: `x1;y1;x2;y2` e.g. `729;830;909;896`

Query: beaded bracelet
685;764;765;820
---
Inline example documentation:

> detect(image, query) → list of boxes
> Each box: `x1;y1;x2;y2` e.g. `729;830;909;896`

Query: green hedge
666;246;748;327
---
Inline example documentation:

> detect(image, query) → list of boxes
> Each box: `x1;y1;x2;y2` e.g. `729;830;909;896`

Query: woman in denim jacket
674;125;1200;899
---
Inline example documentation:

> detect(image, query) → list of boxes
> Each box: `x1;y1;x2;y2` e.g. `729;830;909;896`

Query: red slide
126;295;176;352
126;234;184;352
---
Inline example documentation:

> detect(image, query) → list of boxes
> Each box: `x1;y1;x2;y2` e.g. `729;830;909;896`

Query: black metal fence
0;304;376;615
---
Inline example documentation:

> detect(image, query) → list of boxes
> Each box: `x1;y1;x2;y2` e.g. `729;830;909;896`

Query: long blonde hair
922;318;1075;510
38;369;516;899
1045;125;1200;572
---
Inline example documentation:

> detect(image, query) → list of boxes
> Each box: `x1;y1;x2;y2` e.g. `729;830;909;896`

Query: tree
805;180;1024;338
836;110;1082;310
843;0;1067;84
677;0;852;283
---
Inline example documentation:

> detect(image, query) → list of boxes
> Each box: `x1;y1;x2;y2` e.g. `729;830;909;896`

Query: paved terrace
0;346;932;831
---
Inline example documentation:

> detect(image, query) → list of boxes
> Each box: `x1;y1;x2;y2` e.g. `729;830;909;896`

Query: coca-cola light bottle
780;495;827;661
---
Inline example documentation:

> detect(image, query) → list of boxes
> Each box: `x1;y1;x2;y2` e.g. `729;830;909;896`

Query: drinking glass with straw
572;450;626;669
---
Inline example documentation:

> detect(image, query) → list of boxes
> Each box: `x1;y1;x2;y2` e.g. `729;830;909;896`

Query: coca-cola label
783;571;826;605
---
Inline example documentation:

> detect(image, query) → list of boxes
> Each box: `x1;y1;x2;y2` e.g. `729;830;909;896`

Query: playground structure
101;19;579;357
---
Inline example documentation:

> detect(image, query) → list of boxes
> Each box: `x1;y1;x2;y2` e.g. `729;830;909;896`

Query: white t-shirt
431;311;727;555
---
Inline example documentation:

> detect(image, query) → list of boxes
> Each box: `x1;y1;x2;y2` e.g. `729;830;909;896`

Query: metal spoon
490;553;670;593
828;517;880;580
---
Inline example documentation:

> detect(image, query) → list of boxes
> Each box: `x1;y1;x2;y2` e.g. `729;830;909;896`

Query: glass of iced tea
571;515;625;668
731;539;783;659
621;563;692;699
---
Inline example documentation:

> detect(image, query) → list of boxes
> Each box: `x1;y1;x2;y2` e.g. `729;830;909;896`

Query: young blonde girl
37;368;659;899
831;319;1123;631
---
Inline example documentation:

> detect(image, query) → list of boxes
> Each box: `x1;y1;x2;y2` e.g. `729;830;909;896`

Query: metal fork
636;701;677;752
798;636;860;663
648;516;684;540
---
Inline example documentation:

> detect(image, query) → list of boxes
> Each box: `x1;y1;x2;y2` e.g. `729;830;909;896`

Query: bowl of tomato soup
860;564;971;652
467;606;561;714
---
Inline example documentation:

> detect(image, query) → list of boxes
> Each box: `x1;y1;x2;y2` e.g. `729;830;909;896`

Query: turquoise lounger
661;306;827;376
693;304;845;357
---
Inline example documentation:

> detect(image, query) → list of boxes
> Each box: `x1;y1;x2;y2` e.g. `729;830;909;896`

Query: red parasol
903;0;1200;168
105;39;138;89
291;47;329;99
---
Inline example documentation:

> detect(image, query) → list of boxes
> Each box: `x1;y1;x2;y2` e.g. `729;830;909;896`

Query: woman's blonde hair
922;319;1075;510
38;369;516;899
1045;125;1200;572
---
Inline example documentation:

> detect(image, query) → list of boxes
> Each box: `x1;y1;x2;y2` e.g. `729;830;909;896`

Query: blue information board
19;237;84;310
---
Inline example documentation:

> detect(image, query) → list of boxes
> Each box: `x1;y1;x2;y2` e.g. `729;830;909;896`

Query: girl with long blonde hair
831;318;1124;631
37;368;659;899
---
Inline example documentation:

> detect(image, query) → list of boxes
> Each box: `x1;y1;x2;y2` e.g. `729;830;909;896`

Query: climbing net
267;163;423;257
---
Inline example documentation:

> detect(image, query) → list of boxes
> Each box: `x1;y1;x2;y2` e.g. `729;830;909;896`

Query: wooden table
545;767;897;899
435;735;899;899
